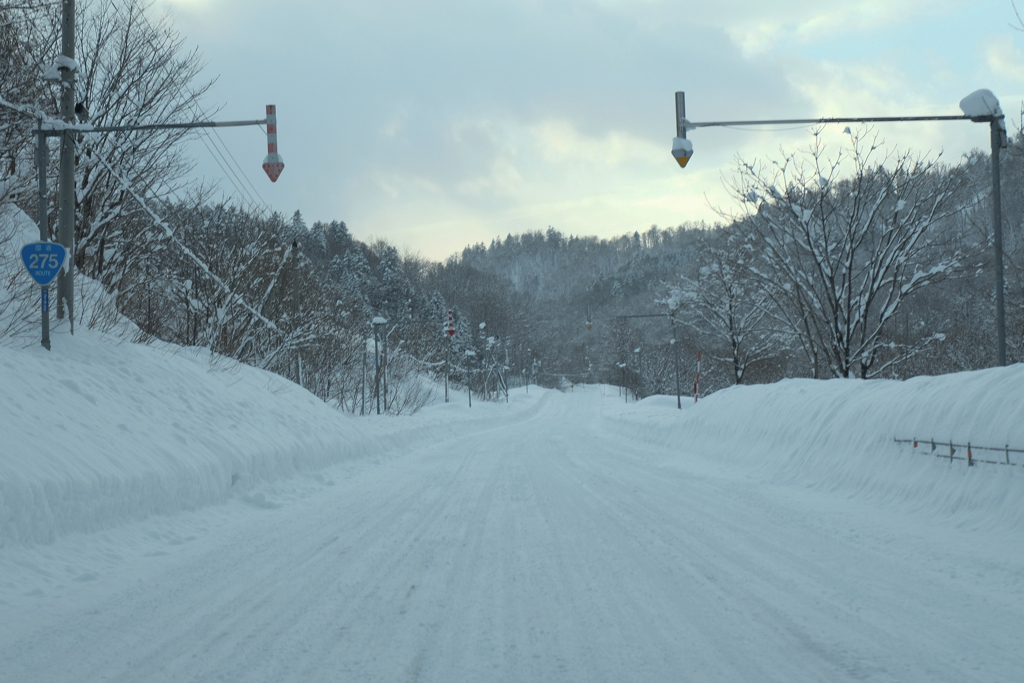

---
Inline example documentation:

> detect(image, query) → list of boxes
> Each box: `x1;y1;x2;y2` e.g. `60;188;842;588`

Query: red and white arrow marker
262;105;285;182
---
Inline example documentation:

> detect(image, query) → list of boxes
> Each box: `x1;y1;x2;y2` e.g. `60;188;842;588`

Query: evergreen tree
324;220;352;260
376;245;417;320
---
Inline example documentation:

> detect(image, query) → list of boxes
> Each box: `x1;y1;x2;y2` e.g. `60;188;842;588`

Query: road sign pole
21;242;68;352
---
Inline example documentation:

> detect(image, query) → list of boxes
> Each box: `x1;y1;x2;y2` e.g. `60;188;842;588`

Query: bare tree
729;130;971;378
16;0;217;276
0;2;51;206
661;231;781;384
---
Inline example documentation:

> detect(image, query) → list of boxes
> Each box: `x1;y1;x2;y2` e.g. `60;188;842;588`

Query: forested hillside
2;1;1022;411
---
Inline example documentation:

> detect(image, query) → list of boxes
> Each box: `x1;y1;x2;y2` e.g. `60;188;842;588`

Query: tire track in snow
2;388;1022;682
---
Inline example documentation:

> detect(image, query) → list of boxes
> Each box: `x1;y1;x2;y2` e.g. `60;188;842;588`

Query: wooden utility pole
56;0;75;330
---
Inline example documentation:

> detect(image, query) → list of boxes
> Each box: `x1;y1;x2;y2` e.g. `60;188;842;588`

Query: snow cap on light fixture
672;136;693;168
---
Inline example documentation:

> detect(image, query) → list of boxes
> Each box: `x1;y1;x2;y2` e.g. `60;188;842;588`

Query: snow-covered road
2;388;1021;682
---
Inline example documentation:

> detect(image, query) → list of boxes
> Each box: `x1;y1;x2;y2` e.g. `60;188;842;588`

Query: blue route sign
20;242;67;286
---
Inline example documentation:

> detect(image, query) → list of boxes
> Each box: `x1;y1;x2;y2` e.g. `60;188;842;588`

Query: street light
672;89;1009;367
671;92;693;168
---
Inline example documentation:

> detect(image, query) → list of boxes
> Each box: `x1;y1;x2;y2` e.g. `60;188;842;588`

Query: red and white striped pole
262;105;285;182
693;350;701;402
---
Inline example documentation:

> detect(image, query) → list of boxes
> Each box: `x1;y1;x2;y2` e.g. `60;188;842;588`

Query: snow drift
0;207;550;548
606;369;1024;533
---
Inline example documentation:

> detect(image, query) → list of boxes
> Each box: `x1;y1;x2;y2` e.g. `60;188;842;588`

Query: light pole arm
682;114;990;129
38;119;269;135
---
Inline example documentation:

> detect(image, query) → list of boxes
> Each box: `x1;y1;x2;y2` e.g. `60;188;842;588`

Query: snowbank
0;205;549;548
0;326;548;548
4;203;1020;551
605;369;1024;532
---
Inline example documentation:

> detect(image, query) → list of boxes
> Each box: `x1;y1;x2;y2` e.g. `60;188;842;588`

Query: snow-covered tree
375;244;417;320
323;220;351;261
65;0;215;277
334;247;375;322
730;130;969;378
661;232;780;385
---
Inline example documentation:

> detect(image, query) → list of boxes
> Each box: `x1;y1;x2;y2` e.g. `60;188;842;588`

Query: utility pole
56;0;75;330
35;0;277;348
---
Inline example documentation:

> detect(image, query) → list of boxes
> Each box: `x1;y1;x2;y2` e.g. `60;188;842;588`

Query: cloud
986;35;1024;85
719;0;954;57
154;0;1023;261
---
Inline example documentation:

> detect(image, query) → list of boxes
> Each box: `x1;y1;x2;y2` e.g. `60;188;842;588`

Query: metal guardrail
893;438;1024;467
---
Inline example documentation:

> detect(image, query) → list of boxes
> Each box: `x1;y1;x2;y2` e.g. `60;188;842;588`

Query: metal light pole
673;89;1008;366
991;120;1006;366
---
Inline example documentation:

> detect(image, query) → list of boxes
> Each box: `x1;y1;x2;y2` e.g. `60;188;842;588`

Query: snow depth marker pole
262;105;285;182
694;350;701;403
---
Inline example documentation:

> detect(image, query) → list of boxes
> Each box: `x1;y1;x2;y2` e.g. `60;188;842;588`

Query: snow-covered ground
1;278;1023;680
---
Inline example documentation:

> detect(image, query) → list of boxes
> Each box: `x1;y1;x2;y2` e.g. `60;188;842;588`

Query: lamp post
672;90;1008;367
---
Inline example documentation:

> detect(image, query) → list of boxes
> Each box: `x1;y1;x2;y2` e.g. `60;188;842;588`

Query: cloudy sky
155;0;1024;260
